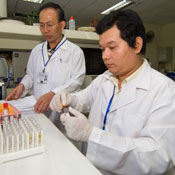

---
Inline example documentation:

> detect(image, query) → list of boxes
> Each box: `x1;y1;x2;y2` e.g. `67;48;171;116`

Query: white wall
160;23;175;71
144;22;175;72
144;23;161;69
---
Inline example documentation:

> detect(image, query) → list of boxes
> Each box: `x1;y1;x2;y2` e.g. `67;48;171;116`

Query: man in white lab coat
5;3;85;114
50;9;175;175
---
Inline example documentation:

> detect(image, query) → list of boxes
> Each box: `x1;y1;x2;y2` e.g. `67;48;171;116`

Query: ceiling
6;0;175;27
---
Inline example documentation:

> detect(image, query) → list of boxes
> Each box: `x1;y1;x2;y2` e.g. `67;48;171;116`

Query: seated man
50;9;175;175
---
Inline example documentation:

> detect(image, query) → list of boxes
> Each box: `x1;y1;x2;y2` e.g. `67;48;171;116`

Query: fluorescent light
23;0;43;3
101;0;132;15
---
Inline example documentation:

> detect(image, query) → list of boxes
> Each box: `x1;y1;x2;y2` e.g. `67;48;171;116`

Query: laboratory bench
0;113;102;175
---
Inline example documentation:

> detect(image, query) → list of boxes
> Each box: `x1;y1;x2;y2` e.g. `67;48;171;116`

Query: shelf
0;23;43;40
63;29;99;44
0;23;99;50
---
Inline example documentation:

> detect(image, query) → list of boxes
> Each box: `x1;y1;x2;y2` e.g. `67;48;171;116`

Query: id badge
37;71;48;84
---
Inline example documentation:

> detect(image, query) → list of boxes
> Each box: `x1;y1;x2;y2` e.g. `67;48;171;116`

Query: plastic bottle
69;16;75;30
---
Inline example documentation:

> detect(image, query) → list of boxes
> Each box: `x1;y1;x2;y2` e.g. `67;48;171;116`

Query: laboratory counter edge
0;113;102;175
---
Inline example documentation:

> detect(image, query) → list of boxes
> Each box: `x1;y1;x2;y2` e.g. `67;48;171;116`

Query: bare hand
5;83;24;101
34;91;55;113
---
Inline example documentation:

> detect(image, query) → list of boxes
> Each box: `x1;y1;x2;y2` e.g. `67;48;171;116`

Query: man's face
99;25;142;79
39;8;65;44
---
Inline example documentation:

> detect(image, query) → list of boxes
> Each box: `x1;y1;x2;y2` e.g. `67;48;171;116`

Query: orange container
0;102;21;124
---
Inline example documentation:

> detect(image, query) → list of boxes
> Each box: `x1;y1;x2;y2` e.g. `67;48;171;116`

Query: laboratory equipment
0;57;8;79
0;102;21;123
0;82;6;100
0;103;44;163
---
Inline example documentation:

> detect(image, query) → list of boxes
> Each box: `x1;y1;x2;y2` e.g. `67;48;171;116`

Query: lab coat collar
103;59;151;90
102;78;114;103
42;36;68;61
102;59;152;110
45;35;68;51
129;59;151;90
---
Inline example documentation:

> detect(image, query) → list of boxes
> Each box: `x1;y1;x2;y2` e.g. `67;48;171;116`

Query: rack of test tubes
0;102;21;124
0;103;44;164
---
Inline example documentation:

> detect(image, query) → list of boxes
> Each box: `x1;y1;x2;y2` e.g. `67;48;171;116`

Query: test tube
28;116;43;145
11;118;19;151
3;125;9;154
3;103;9;115
19;119;29;149
16;120;25;150
39;129;44;145
26;117;38;146
9;132;15;153
61;102;69;114
23;118;35;148
12;117;24;150
4;121;14;153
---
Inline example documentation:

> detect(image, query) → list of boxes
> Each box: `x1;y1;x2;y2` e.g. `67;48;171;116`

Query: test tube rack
0;103;21;124
0;115;44;164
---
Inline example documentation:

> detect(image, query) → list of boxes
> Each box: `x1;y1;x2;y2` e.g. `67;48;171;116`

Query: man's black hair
96;9;146;54
39;2;65;22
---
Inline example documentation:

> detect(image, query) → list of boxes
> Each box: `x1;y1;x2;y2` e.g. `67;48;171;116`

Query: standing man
6;2;85;114
50;10;175;175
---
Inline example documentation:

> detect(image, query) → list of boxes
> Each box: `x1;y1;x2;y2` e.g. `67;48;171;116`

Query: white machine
0;57;8;99
0;57;8;79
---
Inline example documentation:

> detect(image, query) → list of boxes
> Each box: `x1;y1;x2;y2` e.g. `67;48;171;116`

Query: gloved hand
49;90;72;112
60;107;93;142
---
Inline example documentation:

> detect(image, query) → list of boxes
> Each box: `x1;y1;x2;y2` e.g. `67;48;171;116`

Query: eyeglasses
39;22;59;30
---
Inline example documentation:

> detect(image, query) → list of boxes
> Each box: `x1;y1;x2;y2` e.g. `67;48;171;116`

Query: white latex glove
49;90;72;112
60;107;93;142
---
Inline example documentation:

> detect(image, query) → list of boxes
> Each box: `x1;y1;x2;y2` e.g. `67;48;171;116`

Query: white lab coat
21;36;85;99
71;60;175;175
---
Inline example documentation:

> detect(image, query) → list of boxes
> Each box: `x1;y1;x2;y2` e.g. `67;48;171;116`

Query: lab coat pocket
55;58;69;71
111;110;147;137
49;59;70;86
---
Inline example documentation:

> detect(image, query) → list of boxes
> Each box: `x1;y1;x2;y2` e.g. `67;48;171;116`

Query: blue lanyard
42;39;66;72
102;85;115;130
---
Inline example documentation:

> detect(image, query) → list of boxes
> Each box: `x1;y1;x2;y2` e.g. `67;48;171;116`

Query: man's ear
60;21;66;30
135;36;143;54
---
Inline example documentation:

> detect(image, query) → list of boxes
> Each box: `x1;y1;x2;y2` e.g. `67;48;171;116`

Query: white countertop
0;114;102;175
